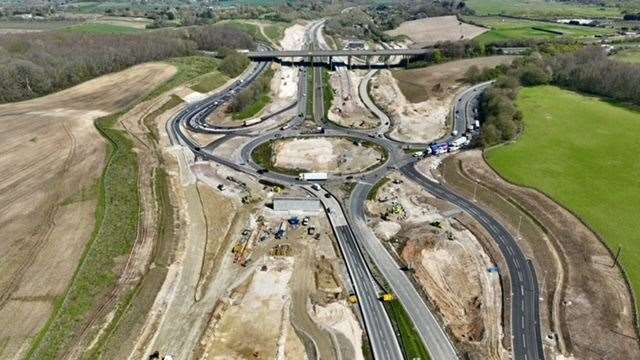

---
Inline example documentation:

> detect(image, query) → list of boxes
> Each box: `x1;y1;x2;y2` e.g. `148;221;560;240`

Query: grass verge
367;177;390;201
27;113;140;359
232;94;271;120
486;85;640;313
385;299;431;360
322;68;334;119
86;168;176;359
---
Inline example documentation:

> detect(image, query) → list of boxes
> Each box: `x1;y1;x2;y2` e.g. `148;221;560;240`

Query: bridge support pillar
310;56;314;67
329;56;333;70
404;55;409;69
366;56;371;69
348;55;352;70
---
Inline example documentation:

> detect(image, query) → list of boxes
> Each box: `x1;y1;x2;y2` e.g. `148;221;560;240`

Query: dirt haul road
0;63;175;359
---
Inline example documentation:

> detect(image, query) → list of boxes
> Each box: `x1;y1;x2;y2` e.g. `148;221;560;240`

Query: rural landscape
0;0;639;360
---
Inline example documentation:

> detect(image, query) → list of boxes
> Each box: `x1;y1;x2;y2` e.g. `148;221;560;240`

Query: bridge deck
246;48;430;58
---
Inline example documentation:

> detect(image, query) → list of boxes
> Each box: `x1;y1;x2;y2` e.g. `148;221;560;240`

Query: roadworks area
365;172;508;360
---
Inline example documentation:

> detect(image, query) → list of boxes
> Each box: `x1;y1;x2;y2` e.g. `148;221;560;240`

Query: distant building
273;197;322;214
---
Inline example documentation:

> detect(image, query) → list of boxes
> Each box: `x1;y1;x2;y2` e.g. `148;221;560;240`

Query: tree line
0;25;254;104
476;45;640;146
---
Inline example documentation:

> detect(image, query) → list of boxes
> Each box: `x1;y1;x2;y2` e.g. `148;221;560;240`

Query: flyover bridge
245;48;432;67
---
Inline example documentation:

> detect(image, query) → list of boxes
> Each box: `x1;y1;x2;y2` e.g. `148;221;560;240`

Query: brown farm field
0;63;175;359
392;56;516;103
386;16;488;48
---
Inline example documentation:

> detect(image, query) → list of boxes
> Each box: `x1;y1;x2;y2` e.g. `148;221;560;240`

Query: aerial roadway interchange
169;23;543;360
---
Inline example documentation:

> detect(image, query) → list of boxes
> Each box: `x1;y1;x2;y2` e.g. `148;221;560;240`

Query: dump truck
348;294;358;304
380;293;395;302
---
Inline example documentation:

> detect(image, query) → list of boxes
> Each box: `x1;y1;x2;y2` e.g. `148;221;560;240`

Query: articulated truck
298;172;328;181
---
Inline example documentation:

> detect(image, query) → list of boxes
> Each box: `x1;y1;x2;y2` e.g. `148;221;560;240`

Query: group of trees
478;76;523;146
227;68;273;115
549;46;640;106
0;24;254;104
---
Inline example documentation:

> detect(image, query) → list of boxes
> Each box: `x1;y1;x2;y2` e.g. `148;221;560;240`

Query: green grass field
466;16;613;44
146;56;223;100
385;300;431;360
613;48;640;64
63;22;143;34
486;85;640;311
465;0;620;18
190;70;229;93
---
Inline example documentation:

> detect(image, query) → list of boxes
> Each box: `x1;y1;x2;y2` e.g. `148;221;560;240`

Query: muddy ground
0;63;176;359
365;173;507;359
439;150;640;360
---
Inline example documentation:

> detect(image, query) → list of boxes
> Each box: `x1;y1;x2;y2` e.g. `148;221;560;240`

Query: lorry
298;172;328;181
474;120;480;129
449;136;467;148
429;143;448;155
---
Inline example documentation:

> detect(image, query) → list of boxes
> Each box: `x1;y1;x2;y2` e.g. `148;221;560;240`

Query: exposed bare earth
0;63;175;359
328;70;379;129
371;70;448;144
386;16;488;48
273;137;384;174
440;150;640;360
393;56;517;103
366;173;506;359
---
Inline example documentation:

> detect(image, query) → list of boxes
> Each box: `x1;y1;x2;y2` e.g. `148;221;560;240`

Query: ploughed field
486;85;640;310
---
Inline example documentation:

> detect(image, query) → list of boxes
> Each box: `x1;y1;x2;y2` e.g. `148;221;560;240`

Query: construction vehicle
275;221;287;239
348;294;358;304
299;172;328;181
380;293;395;302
